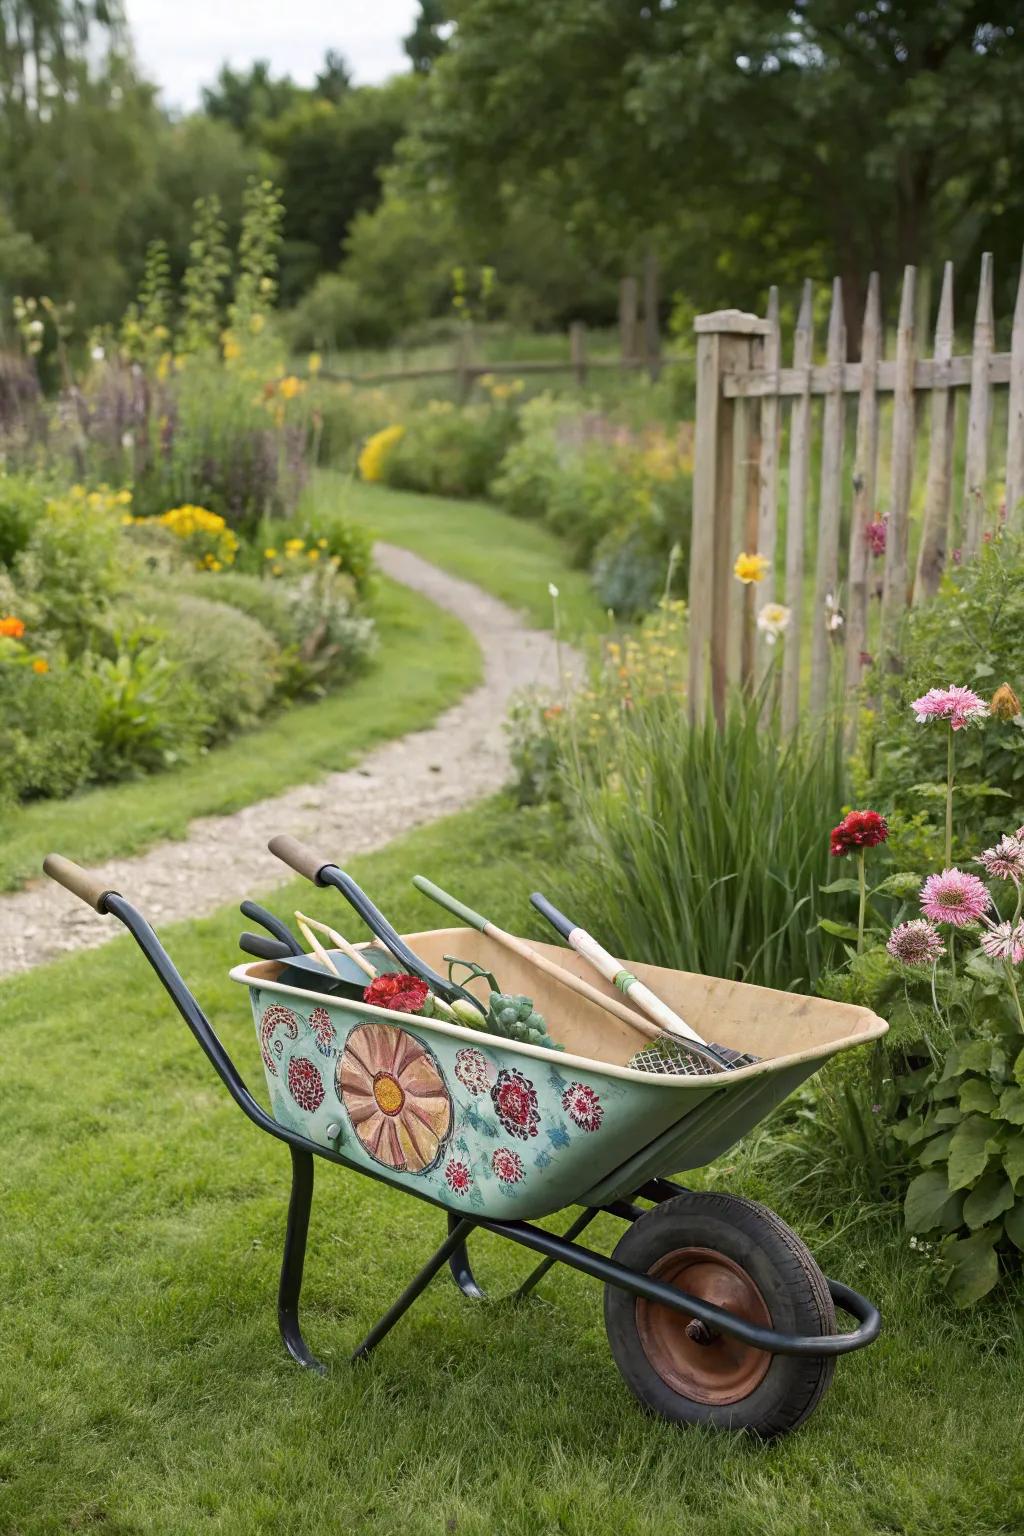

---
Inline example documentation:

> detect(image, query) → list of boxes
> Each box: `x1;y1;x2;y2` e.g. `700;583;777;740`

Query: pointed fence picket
689;250;1024;731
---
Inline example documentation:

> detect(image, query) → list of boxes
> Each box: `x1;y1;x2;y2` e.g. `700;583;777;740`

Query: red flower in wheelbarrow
491;1068;540;1140
363;972;430;1014
337;1022;452;1173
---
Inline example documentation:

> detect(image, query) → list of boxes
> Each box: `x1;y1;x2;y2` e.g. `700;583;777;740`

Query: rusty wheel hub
635;1246;773;1404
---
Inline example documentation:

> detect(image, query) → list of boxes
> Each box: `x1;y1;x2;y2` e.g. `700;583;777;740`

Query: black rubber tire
604;1191;836;1440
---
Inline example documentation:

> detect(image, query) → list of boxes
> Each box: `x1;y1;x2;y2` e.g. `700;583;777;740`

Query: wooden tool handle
268;835;332;885
43;854;116;914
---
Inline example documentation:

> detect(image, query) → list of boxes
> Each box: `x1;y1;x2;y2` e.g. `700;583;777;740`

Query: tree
419;1;1024;337
404;0;450;74
314;49;351;103
201;60;300;139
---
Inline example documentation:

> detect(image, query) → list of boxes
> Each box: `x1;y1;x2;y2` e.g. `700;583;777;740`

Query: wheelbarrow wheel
604;1191;835;1440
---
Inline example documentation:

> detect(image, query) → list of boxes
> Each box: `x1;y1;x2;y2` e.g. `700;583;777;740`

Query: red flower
492;1147;525;1184
363;973;430;1014
445;1159;472;1194
287;1056;325;1112
562;1082;604;1133
830;809;888;857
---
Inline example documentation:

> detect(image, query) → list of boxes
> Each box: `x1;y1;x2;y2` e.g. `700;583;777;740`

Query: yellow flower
278;375;303;400
284;537;305;556
733;551;771;585
223;335;242;362
357;424;405;482
317;537;328;549
264;547;278;560
308;352;322;375
32;657;49;674
307;548;320;562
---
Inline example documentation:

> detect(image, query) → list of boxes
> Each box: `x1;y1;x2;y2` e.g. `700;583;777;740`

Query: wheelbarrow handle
239;932;294;962
267;835;333;886
43;853;118;914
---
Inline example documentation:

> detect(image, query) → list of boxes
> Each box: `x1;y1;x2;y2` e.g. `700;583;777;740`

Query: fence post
619;277;639;364
963;252;994;556
914;261;956;602
569;321;587;387
688;309;771;726
845;272;881;699
643;252;662;381
1006;249;1024;527
880;266;918;666
781;281;814;734
453;329;473;403
809;278;847;717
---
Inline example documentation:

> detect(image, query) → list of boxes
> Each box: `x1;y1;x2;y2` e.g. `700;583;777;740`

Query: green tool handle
412;875;488;932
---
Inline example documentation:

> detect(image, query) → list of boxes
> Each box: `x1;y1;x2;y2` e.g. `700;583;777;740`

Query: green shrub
294;509;375;597
0;473;44;568
171;569;299;646
0;663;100;800
86;637;208;779
864;531;1024;853
490;393;583;520
129;587;279;742
381;401;519;499
281;272;394;351
13;486;125;655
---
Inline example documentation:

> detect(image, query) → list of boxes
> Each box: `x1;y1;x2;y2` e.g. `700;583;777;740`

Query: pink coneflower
887;920;946;966
920;868;990;927
979;918;1024;964
911;685;989;731
976;834;1024;885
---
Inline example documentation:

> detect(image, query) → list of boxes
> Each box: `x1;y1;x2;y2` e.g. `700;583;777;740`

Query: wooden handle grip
267;835;332;885
42;854;115;913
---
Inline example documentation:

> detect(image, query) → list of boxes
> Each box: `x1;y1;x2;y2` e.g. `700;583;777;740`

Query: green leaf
998;1086;1024;1126
1003;1131;1024;1187
819;878;862;895
905;1169;960;1233
947;1115;999;1190
872;872;924;899
908;781;947;801
938;1046;962;1082
1014;1046;1024;1088
959;1079;998;1115
817;917;861;940
943;1227;1001;1307
919;1131;955;1167
1004;1200;1024;1252
928;1106;963;1128
959;1040;999;1074
962;1171;1015;1229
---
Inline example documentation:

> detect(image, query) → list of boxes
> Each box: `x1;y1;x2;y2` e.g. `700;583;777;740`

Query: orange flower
0;615;25;638
32;657;49;674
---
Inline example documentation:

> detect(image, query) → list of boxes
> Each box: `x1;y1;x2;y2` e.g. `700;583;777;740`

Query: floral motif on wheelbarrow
444;1158;472;1195
288;1056;325;1113
491;1147;525;1185
259;1003;299;1076
308;1006;336;1058
561;1081;603;1133
337;1022;452;1173
490;1067;540;1140
454;1046;494;1097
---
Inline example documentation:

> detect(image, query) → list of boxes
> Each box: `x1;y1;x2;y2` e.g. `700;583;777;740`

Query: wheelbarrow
43;845;887;1441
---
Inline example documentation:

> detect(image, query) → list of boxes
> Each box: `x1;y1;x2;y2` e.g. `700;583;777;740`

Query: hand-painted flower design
444;1158;472;1195
260;1004;299;1077
561;1081;604;1132
454;1046;494;1096
288;1056;325;1112
491;1147;525;1185
337;1023;452;1173
308;1005;336;1056
491;1068;540;1140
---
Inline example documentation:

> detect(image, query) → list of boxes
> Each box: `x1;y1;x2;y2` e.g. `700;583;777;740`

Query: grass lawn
329;475;608;638
0;577;479;892
3;794;1023;1535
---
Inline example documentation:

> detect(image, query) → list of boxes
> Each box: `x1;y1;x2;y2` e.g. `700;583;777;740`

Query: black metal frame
105;893;882;1376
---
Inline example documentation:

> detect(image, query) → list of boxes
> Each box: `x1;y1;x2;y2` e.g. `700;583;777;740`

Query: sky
125;1;420;111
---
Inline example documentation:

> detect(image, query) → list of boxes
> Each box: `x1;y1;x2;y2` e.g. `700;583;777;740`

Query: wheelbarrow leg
278;1146;327;1374
351;1217;477;1361
447;1213;485;1299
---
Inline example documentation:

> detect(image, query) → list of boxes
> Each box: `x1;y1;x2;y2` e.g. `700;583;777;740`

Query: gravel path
0;544;578;978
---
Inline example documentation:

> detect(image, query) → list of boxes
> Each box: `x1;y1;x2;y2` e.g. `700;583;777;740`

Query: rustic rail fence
318;274;665;395
687;252;1024;729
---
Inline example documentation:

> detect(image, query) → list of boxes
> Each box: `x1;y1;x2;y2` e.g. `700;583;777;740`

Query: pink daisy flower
911;685;989;731
976;834;1024;885
920;868;990;927
979;918;1024;965
886;920;945;966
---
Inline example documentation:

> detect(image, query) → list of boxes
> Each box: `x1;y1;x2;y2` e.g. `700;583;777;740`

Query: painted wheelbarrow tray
43;850;888;1441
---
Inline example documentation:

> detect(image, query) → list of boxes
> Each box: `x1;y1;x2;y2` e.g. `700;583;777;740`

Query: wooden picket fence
687;252;1024;728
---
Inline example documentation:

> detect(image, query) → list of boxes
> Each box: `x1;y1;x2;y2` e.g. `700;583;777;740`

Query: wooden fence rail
688;249;1024;729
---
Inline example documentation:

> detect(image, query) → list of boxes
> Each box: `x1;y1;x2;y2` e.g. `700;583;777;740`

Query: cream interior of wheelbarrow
238;925;887;1079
